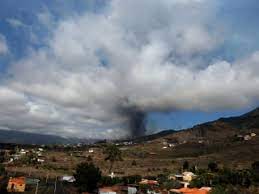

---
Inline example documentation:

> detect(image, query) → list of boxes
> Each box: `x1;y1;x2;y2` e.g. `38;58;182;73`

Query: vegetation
0;163;5;175
183;161;189;171
74;162;102;193
103;144;123;173
208;161;218;172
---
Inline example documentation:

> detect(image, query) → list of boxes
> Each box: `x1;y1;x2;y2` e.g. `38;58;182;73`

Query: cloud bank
0;0;259;138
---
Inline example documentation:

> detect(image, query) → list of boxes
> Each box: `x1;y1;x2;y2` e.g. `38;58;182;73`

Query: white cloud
1;0;259;138
0;34;8;55
6;18;26;28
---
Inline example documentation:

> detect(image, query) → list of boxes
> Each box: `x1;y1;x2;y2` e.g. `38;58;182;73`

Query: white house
60;176;76;183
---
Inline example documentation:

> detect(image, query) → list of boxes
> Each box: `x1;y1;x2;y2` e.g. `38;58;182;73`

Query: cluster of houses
4;170;212;193
8;147;45;164
6;176;41;193
5;174;75;192
236;132;257;141
98;171;211;194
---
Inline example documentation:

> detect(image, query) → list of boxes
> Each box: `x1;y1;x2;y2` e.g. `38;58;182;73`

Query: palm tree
103;144;123;173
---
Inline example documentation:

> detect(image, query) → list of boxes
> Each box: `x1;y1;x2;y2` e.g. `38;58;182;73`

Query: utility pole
35;180;39;194
54;175;57;194
46;172;49;184
14;166;17;176
28;167;32;177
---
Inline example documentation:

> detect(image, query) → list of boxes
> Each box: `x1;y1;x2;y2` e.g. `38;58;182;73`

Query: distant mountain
130;107;259;144
1;107;258;145
0;130;95;145
133;107;259;165
145;107;259;144
133;129;176;143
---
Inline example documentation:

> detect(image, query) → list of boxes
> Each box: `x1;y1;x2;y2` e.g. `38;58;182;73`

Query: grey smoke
118;105;147;137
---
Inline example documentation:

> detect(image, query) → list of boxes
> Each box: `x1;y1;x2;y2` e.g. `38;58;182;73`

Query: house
170;172;196;182
99;186;137;194
170;174;184;181
20;149;27;155
60;175;76;183
99;186;121;194
128;186;137;194
109;172;115;178
37;158;45;163
170;187;211;194
182;172;196;182
168;144;175;148
139;179;159;185
7;177;26;192
244;135;252;141
88;149;94;153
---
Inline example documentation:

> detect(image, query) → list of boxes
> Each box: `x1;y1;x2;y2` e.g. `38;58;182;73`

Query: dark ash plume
127;108;147;137
117;101;147;137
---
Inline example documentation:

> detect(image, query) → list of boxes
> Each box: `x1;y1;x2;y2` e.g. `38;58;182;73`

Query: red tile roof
8;177;26;185
170;187;210;194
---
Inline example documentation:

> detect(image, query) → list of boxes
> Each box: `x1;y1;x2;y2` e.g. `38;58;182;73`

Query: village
0;142;212;194
0;133;259;194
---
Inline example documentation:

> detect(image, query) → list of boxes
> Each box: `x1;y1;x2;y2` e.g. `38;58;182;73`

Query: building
170;172;196;183
139;179;159;186
60;175;76;183
170;187;211;194
99;186;137;194
182;172;196;182
7;177;26;192
99;186;121;194
244;135;252;141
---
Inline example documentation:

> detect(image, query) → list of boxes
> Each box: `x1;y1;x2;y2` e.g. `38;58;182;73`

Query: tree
103;144;123;173
252;161;259;172
132;160;137;166
74;162;102;193
162;180;182;190
183;161;189;171
0;151;5;163
0;164;5;176
208;161;218;172
20;152;37;165
210;185;228;194
87;155;93;162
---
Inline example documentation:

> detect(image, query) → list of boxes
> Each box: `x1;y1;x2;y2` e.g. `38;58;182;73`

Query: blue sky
0;0;259;138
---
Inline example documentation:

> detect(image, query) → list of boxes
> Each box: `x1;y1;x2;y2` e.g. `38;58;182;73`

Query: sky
0;0;259;139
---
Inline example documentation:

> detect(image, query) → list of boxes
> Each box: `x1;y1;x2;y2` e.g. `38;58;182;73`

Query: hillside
119;107;259;172
146;107;259;143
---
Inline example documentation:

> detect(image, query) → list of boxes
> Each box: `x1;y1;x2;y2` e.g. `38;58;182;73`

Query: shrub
183;161;189;171
131;160;137;166
208;161;218;172
74;162;102;192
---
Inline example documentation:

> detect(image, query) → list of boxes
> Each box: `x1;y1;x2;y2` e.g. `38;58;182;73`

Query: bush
208;161;218;172
252;161;259;172
74;162;102;192
162;180;182;190
0;164;5;176
123;175;142;184
183;161;189;171
131;160;137;166
87;155;93;162
210;185;228;194
101;176;122;186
